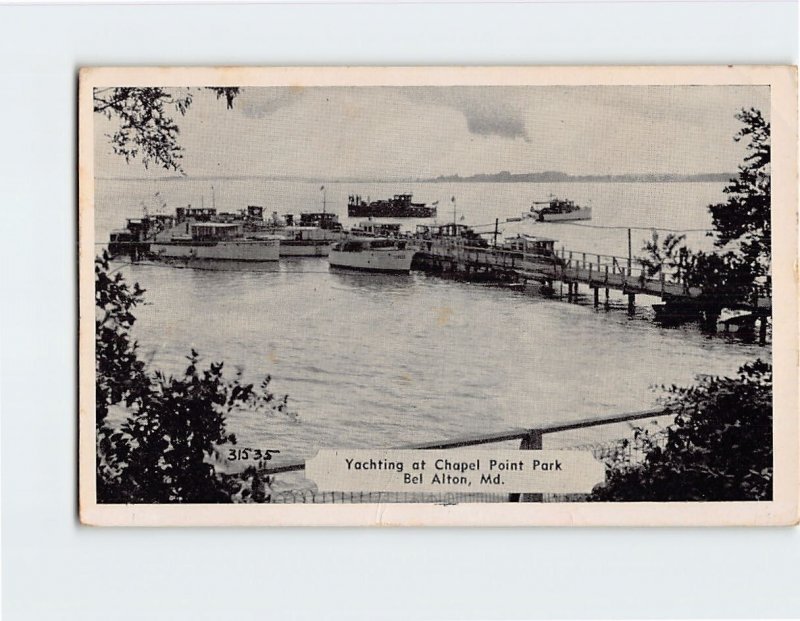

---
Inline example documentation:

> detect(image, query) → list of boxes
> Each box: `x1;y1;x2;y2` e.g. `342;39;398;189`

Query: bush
592;360;772;501
95;253;293;503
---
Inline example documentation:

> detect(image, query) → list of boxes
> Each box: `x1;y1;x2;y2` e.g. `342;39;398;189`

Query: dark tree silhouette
708;108;771;286
592;360;772;501
93;87;240;172
638;108;771;315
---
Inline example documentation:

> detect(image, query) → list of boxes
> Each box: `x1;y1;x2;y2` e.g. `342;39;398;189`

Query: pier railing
414;240;770;310
263;407;671;504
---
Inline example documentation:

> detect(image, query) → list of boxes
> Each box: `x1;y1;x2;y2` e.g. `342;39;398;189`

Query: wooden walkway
411;240;772;315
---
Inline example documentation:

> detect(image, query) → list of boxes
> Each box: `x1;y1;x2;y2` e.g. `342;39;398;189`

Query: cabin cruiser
523;197;592;222
328;238;415;273
150;221;280;262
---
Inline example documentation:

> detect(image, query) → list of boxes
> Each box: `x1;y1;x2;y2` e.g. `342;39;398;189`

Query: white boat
523;197;592;222
277;226;343;257
271;212;344;256
328;238;415;273
150;222;280;262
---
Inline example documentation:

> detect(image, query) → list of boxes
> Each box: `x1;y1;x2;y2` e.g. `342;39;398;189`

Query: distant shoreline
97;172;735;184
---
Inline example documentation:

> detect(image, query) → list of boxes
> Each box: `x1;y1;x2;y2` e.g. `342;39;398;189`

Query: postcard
79;66;797;526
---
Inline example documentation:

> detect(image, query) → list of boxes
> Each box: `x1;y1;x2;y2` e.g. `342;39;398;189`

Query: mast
211;185;216;211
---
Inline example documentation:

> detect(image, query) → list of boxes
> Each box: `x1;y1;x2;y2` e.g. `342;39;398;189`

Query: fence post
509;430;543;502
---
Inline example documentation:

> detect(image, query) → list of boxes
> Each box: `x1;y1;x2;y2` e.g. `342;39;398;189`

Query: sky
94;85;770;180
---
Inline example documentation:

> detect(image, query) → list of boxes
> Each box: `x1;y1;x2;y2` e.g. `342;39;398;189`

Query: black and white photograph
79;66;797;526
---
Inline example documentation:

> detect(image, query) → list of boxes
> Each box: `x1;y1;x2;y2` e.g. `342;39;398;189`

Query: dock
410;238;772;341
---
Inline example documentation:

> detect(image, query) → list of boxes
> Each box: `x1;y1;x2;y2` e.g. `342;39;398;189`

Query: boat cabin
503;234;558;257
122;217;152;240
282;226;340;241
351;221;402;237
108;229;136;256
175;206;217;222
415;223;488;247
171;222;243;241
246;205;264;220
532;197;579;215
299;212;342;230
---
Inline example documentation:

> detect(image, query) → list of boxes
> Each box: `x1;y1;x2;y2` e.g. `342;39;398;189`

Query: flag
432;200;439;206
320;185;325;191
451;196;455;202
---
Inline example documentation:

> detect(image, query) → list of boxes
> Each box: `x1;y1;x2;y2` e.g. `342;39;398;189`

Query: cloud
237;87;305;119
462;102;530;140
407;87;530;141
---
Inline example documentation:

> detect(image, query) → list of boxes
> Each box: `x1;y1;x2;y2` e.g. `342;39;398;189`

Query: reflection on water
138;258;284;273
328;268;414;293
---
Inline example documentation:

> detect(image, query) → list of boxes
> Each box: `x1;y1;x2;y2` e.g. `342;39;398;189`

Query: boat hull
538;207;592;222
329;248;415;272
150;239;280;261
522;207;592;222
348;205;436;218
278;241;333;257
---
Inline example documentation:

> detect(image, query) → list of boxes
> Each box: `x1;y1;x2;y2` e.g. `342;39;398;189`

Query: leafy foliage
637;108;770;310
95;253;293;503
95;254;147;428
592;360;772;501
708;108;771;284
93;87;240;172
638;231;689;281
682;249;759;307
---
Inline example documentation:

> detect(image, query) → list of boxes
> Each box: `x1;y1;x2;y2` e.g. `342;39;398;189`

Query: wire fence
264;414;671;504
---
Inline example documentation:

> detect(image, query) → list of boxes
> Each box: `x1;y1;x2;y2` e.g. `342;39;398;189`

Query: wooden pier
411;239;771;340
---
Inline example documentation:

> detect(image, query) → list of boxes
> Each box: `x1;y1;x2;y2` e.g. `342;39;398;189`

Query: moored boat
150;221;280;262
348;193;437;218
523;197;592;222
328;238;415;273
349;220;403;238
272;212;344;256
278;226;341;257
501;233;562;265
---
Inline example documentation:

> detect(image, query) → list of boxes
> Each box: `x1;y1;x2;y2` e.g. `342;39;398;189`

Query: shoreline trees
598;108;774;501
640;108;771;332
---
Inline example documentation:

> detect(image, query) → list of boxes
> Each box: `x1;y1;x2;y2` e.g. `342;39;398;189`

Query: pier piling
410;236;770;341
